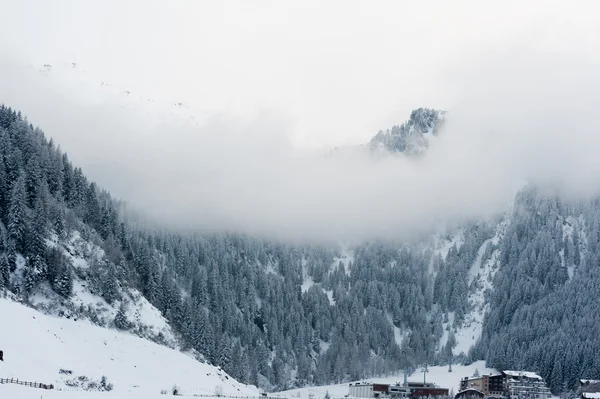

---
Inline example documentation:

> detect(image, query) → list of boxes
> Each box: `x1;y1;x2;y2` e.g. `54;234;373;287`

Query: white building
502;371;552;399
349;383;390;398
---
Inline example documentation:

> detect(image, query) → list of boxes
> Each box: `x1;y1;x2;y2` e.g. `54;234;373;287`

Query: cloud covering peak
2;1;600;241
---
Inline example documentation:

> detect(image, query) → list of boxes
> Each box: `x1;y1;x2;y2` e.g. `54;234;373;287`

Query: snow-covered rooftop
581;380;600;385
503;371;543;380
463;373;502;381
583;393;600;399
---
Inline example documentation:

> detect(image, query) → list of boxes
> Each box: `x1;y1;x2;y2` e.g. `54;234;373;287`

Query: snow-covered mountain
0;99;598;396
327;107;445;158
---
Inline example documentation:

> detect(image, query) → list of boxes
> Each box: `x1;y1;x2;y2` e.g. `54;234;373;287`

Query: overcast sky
1;1;600;241
3;0;598;148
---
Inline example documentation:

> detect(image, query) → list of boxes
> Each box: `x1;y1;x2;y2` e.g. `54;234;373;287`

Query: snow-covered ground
275;361;496;399
0;383;255;399
560;215;587;280
0;384;196;399
0;298;259;398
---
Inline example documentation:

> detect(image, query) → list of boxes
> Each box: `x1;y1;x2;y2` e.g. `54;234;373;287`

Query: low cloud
2;45;600;242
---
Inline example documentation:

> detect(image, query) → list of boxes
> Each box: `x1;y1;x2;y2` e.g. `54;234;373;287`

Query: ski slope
0;298;258;398
275;361;496;399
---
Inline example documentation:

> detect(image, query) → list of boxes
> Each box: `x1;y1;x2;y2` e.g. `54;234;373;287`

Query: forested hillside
0;104;598;394
470;187;600;392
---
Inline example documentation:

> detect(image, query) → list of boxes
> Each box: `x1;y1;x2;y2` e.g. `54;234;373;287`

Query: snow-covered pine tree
102;262;120;304
53;260;73;298
114;302;129;330
0;154;7;221
24;255;47;292
550;360;564;393
8;172;26;253
27;197;47;259
25;157;42;207
0;253;9;288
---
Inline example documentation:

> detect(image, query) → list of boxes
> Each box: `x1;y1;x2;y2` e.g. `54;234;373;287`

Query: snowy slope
560;215;587;280
439;218;508;355
275;361;496;399
0;298;259;397
24;231;179;348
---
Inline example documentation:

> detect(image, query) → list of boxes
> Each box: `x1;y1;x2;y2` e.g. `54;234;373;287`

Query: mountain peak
369;107;446;155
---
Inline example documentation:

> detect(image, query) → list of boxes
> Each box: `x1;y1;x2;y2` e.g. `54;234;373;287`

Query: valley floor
275;361;496;399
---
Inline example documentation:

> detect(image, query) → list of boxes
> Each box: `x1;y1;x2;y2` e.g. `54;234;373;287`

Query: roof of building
581;380;600;385
348;383;390;388
582;393;600;399
503;370;543;380
582;383;600;394
463;373;503;381
407;382;437;388
454;389;485;399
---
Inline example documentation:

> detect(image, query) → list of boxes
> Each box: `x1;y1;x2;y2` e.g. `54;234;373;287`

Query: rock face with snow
369;108;445;155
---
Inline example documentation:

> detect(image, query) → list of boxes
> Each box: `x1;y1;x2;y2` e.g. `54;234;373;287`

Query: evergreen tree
25;157;42;207
0;154;7;222
0;253;9;287
8;172;26;252
24;255;47;292
27;197;47;258
551;360;563;393
102;262;120;304
53;260;73;298
114;302;129;330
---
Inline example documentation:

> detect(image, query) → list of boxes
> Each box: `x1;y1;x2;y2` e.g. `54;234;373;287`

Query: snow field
0;298;258;397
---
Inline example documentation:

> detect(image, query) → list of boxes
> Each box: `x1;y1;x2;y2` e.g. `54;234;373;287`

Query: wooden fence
0;377;54;390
